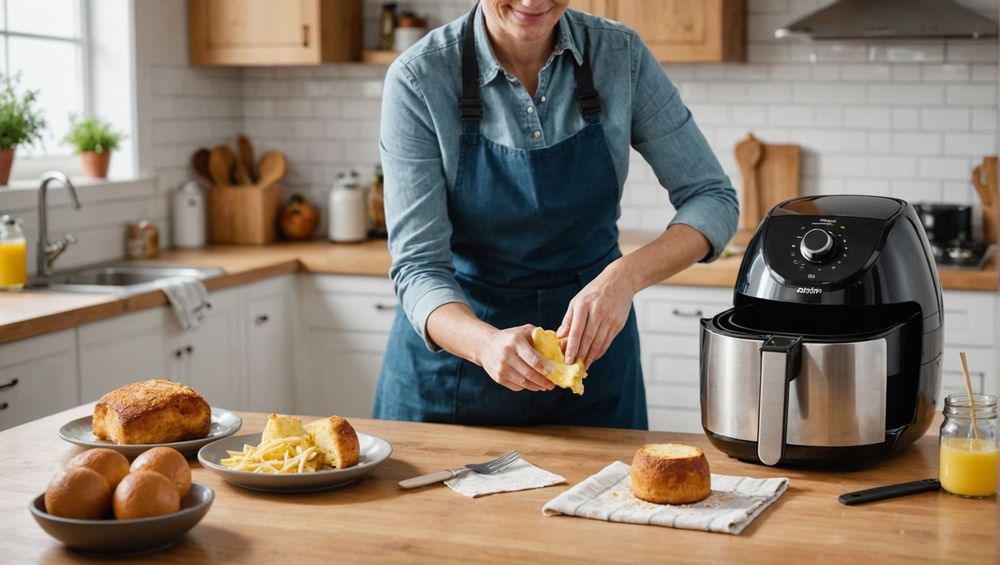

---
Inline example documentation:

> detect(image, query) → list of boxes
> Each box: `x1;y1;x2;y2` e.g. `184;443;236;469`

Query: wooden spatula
973;156;998;245
257;150;287;188
237;134;256;182
735;133;763;233
208;144;235;186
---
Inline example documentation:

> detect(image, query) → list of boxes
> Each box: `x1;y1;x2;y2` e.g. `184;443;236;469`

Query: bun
93;379;210;445
305;416;360;469
68;448;130;490
261;413;307;445
130;447;192;497
44;467;112;519
630;444;711;505
113;471;180;520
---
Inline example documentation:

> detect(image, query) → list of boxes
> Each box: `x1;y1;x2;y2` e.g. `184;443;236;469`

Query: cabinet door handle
255;314;270;326
0;378;18;391
185;345;194;354
671;307;704;318
0;402;7;410
373;303;396;312
303;24;310;47
175;349;184;359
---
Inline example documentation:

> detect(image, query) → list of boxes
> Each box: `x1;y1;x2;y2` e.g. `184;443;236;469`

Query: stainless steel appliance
701;195;943;468
913;202;991;269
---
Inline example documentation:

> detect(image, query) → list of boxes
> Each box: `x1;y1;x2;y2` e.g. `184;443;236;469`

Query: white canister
393;26;427;53
329;171;368;242
172;181;207;249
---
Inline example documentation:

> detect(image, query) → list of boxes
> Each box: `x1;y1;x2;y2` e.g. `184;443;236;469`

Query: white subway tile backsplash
944;133;997;156
810;65;841;81
812;106;843;128
275;99;312;118
946;40;1000;63
844;107;891;129
922;64;971;82
971;63;999;82
748;82;793;102
791;130;868;153
891;108;921;130
867;84;944;105
869;42;945;63
892;132;942;155
770;63;811;80
891;65;922;82
892;179;943;203
768;105;814;127
972;108;998;131
841;64;891;82
793;83;865;104
920;157;976;180
688;104;730;125
868;132;891;153
921;108;972;131
947;84;999;106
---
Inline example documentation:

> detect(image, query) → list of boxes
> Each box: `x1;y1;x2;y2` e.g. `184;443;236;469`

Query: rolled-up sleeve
380;60;469;351
629;35;738;262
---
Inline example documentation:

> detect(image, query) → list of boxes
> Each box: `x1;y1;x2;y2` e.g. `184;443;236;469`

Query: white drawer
941;346;994;397
635;287;730;336
645;383;700;411
648;407;702;434
301;276;397;333
942;291;995;348
640;334;700;386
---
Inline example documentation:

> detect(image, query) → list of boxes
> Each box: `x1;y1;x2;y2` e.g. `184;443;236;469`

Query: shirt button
527;106;534;114
540;95;547;103
532;130;541;139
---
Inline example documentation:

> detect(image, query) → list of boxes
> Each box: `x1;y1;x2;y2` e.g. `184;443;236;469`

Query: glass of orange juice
939;393;997;498
0;215;27;290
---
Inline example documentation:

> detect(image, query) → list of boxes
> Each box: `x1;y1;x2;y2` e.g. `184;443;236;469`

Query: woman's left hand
557;261;636;368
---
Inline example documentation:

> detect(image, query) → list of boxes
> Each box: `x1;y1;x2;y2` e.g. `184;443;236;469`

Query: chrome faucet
37;171;81;278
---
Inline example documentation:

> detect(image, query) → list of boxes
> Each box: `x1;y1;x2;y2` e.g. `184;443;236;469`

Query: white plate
58;407;242;458
198;432;392;493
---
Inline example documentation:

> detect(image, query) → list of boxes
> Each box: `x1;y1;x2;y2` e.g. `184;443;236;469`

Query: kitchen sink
31;264;225;295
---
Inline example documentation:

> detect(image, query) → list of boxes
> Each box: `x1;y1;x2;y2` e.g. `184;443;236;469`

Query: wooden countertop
1;405;995;563
1;230;996;344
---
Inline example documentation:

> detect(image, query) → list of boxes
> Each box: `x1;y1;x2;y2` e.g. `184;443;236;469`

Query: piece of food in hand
92;379;210;445
531;327;587;395
44;466;113;519
113;471;180;520
630;443;711;505
261;413;308;445
305;415;360;469
68;448;130;491
130;447;192;497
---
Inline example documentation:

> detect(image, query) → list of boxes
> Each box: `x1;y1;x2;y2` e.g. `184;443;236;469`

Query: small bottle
939;393;998;498
0;215;27;290
379;3;397;51
126;220;161;260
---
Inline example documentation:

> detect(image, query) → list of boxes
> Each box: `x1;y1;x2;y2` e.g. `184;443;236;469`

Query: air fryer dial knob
800;228;835;263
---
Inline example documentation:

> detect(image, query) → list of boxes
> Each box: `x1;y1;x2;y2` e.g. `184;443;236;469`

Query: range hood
775;0;998;40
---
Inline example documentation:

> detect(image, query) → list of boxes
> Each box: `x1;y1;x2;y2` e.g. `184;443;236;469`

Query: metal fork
398;450;522;489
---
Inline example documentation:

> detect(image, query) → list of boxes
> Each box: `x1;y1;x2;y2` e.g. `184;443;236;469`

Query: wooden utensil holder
208;183;283;245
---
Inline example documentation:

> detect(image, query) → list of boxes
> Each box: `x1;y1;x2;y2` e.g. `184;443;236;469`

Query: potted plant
0;75;45;186
64;115;122;179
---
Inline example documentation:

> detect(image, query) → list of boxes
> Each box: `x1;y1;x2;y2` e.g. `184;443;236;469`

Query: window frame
2;0;90;180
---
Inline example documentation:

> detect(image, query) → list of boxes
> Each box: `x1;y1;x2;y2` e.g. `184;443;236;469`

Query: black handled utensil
839;479;941;505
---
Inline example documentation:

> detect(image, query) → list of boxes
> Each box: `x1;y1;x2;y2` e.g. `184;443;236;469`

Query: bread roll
630;443;711;505
44;467;112;519
261;413;307;445
93;379;211;445
305;416;360;469
68;448;130;490
130;447;192;497
113;471;180;520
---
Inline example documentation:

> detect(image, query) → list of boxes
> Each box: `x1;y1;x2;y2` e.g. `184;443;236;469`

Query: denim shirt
380;7;738;349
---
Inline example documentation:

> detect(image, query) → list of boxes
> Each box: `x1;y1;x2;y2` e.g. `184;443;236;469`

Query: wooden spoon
208;144;236;186
190;148;211;182
237;135;256;182
734;133;763;233
257;150;287;188
973;156;998;245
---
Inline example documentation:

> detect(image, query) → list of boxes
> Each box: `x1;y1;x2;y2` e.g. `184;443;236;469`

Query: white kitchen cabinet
244;274;297;413
297;275;396;417
942;291;998;397
164;287;244;410
0;330;79;430
78;308;170;402
634;285;732;433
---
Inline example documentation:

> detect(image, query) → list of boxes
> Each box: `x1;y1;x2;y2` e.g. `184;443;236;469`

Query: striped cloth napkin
542;461;788;534
445;459;566;498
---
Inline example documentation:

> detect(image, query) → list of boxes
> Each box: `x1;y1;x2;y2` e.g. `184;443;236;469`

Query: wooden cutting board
973;155;998;245
731;133;801;247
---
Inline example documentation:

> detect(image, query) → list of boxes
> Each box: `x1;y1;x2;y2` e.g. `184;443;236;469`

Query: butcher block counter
1;230;997;345
0;406;995;563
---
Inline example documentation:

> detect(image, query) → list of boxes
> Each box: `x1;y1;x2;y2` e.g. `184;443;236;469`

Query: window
0;0;88;161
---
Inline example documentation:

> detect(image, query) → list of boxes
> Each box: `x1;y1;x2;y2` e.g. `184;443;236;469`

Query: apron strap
459;5;603;130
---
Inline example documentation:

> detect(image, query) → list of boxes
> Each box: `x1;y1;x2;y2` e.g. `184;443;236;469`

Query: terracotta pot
0;149;14;186
81;151;111;178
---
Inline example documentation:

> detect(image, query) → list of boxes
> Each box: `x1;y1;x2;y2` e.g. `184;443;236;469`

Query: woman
374;1;737;429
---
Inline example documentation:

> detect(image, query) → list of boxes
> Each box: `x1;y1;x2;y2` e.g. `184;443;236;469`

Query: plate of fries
197;431;392;493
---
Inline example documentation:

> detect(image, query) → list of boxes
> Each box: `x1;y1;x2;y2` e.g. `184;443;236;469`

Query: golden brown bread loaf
93;380;210;445
630;443;711;505
305;415;360;469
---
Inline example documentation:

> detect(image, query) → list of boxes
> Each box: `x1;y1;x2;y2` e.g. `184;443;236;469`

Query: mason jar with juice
0;214;27;290
939;393;998;498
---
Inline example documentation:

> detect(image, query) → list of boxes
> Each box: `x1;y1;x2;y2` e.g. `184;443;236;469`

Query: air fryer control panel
764;215;888;284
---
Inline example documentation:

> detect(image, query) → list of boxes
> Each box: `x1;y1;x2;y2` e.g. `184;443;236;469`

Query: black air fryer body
700;195;943;468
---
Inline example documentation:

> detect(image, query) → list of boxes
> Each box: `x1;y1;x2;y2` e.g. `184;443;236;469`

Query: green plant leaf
63;114;123;154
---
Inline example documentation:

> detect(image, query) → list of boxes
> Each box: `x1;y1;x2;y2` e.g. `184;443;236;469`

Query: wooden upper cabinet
189;0;361;66
589;0;745;63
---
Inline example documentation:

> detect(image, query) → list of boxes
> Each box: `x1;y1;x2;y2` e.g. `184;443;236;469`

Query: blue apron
373;7;647;429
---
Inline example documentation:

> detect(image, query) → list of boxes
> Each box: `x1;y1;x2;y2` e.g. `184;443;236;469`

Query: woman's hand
558;261;637;368
476;325;556;392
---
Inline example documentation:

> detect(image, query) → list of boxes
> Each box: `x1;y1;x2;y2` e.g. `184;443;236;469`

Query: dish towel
157;277;212;331
445;459;567;498
542;461;788;535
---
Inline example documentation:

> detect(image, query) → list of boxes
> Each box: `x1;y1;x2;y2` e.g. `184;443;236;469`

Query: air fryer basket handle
757;336;802;466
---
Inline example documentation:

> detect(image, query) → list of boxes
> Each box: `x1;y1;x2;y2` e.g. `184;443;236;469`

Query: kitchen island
0;406;995;563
